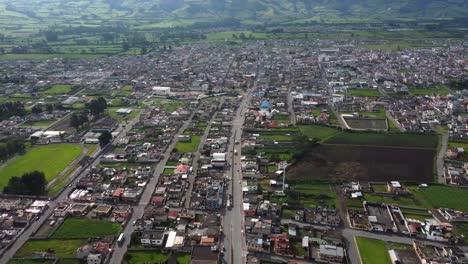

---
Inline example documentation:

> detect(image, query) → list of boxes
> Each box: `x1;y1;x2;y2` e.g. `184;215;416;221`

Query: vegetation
325;132;438;149
411;185;468;212
70;113;89;129
52;218;121;239
0;102;26;121
99;131;113;147
410;86;452;96
123;250;171;264
0;144;83;190
15;239;86;258
0;138;25;161
298;125;341;142
356;237;391;264
175;136;201;153
3;171;47;195
87;97;107;117
348;89;381;97
39;85;76;95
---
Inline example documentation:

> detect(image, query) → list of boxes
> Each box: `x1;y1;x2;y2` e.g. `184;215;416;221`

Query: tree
87;97;107;117
45;104;54;113
31;105;42;114
3;171;47;195
98;130;112;146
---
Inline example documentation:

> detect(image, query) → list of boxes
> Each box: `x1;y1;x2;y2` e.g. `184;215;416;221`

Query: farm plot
343;117;388;131
52;217;121;239
0;144;83;191
348;89;382;97
325;132;438;149
288;145;436;183
39;85;76;95
298;125;341;141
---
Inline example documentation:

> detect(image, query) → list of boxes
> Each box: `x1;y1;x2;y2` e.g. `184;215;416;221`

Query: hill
0;0;467;35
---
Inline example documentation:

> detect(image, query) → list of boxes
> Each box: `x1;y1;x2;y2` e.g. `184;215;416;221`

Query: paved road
223;77;258;264
0;112;141;263
437;133;448;184
108;111;196;264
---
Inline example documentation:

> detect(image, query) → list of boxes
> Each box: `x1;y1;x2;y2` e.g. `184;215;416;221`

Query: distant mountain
1;0;468;30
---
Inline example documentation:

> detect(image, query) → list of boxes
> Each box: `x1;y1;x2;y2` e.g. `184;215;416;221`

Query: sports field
0;144;83;190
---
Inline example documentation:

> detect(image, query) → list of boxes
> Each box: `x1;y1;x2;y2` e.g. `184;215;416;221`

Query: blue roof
260;100;271;109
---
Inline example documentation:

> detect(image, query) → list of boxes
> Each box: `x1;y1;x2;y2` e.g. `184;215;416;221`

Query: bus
117;233;125;246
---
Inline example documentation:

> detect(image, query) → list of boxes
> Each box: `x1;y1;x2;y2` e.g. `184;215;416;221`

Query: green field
9;260;55;264
175;136;201;153
364;193;422;207
259;134;295;142
107;108;140;121
123;251;171;264
16;240;86;258
0;54;105;60
40;85;75;95
447;141;468;150
287;183;338;208
348;89;382;97
361;41;436;51
325;132;438;149
52;218;121;239
410;86;452;96
356;237;391;264
411;185;468;212
299;125;341;142
0;144;83;191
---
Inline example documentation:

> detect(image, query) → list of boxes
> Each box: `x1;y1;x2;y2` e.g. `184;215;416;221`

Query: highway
108;111;196;264
0;111;141;263
222;65;260;264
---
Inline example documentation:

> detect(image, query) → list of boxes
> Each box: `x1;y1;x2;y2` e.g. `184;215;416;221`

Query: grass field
0;54;105;60
361;41;435;51
364;193;422;207
325;132;438;149
410;185;468;212
52;218;121;239
175;136;201;153
0;144;83;191
259;134;295;142
15;239;86;258
9;260;55;264
448;141;468;150
123;251;171;264
40;85;75;95
348;89;382;97
299;125;341;142
107;107;140;121
410;86;452;96
356;237;391;264
287;183;338;208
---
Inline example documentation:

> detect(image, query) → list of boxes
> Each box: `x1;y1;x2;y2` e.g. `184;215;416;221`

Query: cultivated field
288;145;435;183
298;125;341;141
123;251;191;264
52;218;121;239
343;117;388;131
0;144;83;190
348;89;382;97
325;132;438;149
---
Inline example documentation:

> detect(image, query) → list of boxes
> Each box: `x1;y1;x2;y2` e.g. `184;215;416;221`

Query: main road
222;61;262;264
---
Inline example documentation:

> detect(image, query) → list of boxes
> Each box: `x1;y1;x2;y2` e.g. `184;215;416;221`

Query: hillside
0;0;467;35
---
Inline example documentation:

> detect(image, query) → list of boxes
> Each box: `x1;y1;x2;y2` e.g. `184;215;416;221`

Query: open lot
410;185;468;212
0;144;83;191
15;239;86;258
52;217;121;239
410;86;452;96
286;183;338;208
356;237;391;264
325;132;438;149
175;136;201;153
288;145;435;183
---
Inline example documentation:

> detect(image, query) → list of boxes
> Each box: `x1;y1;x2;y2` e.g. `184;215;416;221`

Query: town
0;39;467;264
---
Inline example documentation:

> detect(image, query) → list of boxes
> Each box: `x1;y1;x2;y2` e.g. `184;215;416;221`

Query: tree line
0;101;26;121
3;171;47;196
0;138;25;162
